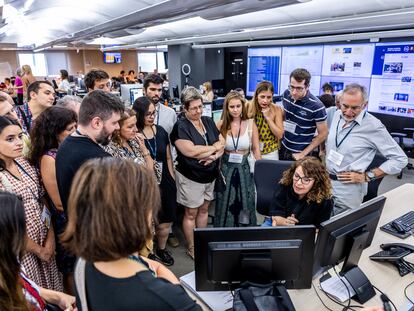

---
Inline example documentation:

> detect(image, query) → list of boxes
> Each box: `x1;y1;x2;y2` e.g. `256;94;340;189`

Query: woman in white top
215;91;261;227
57;69;70;93
201;81;214;102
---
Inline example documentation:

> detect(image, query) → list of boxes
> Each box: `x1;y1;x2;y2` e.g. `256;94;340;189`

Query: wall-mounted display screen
103;52;122;64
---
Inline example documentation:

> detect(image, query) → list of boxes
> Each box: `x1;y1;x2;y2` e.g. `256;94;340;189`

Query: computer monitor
212;110;223;123
313;196;386;303
130;88;143;105
172;86;180;99
120;84;142;104
194;226;316;291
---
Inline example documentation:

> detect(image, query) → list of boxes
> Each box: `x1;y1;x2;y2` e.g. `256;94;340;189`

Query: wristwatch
366;170;376;181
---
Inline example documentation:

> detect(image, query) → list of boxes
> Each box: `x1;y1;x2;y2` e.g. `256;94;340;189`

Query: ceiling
1;0;414;51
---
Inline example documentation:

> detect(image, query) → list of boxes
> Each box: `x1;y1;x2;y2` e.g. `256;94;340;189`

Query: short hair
290;68;311;87
143;74;164;90
180;86;203;110
5;78;10;83
60;69;69;80
78;90;124;126
61;158;160;262
133;96;153;131
342;83;368;104
319;94;335;108
27;80;53;101
280;157;331;204
234;87;244;93
111;108;136;145
120;70;125;75
84;69;109;91
56;95;82;108
128;70;135;75
321;83;334;93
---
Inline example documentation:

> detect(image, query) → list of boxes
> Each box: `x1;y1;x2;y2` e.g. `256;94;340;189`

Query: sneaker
167;233;180;248
155;248;175;266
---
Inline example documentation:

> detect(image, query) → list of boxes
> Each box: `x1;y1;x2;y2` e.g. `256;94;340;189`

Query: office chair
254;159;293;216
390;128;414;179
362;153;386;202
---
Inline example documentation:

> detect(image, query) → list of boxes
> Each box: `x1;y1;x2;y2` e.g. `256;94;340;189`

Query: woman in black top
134;96;176;266
61;158;201;311
265;157;333;228
170;87;225;259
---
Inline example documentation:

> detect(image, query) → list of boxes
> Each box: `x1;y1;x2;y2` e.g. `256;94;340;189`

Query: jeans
261;217;273;227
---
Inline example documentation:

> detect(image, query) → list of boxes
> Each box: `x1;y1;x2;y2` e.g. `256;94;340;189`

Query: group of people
0;63;408;310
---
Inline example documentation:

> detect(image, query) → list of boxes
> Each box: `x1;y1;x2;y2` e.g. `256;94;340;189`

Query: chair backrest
254;159;293;216
362;153;387;203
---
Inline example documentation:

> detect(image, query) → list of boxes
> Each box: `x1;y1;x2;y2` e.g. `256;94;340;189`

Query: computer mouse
391;221;406;234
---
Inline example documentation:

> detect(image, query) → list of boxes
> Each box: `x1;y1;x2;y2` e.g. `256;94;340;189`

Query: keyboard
380;211;414;239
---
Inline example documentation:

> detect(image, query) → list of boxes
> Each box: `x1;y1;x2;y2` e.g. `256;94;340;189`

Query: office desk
290;183;414;310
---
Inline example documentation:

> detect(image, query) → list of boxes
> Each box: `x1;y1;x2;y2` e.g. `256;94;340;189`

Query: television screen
103;52;122;64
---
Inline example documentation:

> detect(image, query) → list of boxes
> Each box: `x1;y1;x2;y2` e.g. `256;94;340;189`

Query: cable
404;280;414;305
333;266;352;311
372;285;397;311
312;281;335;311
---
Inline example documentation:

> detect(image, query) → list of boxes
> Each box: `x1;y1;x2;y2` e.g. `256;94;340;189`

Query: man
326;90;342;129
15;80;55;133
56;90;124;212
84;69;111;93
281;68;328;160
326;83;407;214
135;73;177;135
0;93;18;120
56;95;82;115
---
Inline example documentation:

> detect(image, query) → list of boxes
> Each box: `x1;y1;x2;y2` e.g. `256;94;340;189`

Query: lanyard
122;142;137;158
156;104;161;126
142;126;157;159
190;118;208;145
230;120;242;151
335;112;366;149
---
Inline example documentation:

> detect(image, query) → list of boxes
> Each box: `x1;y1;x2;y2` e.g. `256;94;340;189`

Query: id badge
327;149;344;166
228;153;243;164
259;142;264;152
284;121;296;134
41;206;51;229
157;161;163;174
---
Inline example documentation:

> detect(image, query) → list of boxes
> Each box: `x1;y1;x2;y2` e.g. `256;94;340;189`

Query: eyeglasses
145;111;157;118
293;173;314;185
288;85;306;92
340;102;364;112
188;105;204;112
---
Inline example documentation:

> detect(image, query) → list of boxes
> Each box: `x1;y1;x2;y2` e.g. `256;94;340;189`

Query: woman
14;68;24;105
0;116;62;291
248;81;283;160
135;96;177;266
102;108;161;184
214;91;261;227
28;106;77;292
202;81;214;102
61;158;201;310
170;86;224;259
263;157;333;228
57;69;70;93
127;70;137;83
0;191;76;310
21;65;36;98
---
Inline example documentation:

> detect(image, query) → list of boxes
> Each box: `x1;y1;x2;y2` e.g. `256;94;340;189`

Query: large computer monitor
130;88;144;105
120;84;142;104
194;226;316;291
313;196;386;303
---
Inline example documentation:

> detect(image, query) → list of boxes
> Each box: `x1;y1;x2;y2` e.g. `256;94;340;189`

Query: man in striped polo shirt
280;68;328;160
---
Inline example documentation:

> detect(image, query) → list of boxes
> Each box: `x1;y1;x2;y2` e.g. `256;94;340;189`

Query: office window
137;52;167;73
18;53;48;76
45;52;68;76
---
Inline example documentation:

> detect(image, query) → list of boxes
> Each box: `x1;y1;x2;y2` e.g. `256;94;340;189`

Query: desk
290;183;414;310
187;184;414;310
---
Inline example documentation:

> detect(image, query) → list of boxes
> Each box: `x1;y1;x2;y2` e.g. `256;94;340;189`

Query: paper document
180;271;233;311
320;275;356;302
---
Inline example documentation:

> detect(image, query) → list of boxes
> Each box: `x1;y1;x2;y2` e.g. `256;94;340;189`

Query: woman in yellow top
248;81;284;160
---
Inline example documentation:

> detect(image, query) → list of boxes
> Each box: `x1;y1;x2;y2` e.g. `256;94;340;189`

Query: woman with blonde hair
21;65;36;98
248;81;283;160
263;156;333;228
202;81;214;102
215;91;261;227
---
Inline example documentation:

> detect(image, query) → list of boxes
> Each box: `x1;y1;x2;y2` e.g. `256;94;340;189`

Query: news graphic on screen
281;45;324;76
368;42;414;118
319;76;372;95
246;47;281;96
321;44;375;77
103;52;122;64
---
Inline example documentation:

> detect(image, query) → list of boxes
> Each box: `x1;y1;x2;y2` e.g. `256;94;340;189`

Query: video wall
246;41;414;119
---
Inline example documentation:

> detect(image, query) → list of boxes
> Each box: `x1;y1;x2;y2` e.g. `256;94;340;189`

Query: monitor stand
341;231;375;304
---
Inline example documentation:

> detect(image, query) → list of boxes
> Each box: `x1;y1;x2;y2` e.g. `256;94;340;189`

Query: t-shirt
269;184;333;228
56;135;110;211
282;89;327;153
170;116;219;183
15;76;23;94
76;262;201;311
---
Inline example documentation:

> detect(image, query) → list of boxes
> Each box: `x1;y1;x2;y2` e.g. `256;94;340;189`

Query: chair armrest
390;132;407;137
403;128;414;138
390;132;406;146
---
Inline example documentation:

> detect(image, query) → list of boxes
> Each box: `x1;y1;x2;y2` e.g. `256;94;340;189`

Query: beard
96;127;111;146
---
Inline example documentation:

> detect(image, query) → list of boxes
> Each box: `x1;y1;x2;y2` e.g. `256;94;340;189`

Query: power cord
372;285;397;311
312;281;334;311
404;280;414;305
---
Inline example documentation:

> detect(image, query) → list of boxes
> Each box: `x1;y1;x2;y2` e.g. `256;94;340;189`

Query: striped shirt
282;89;327;152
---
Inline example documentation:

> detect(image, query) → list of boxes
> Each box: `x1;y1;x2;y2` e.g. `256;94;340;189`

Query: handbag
247;119;255;173
233;281;296;311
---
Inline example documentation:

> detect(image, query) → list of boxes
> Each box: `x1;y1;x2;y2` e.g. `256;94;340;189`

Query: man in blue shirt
326;83;407;214
281;68;328;160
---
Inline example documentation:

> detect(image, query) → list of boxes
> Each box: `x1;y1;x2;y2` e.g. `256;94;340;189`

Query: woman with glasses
134;96;176;267
263;157;333;228
214;91;261;227
170;87;225;259
248;81;283;160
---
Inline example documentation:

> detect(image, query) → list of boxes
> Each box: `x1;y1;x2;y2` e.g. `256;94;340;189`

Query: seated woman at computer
201;81;214;102
214;91;261;227
263;157;333;227
247;81;283;160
